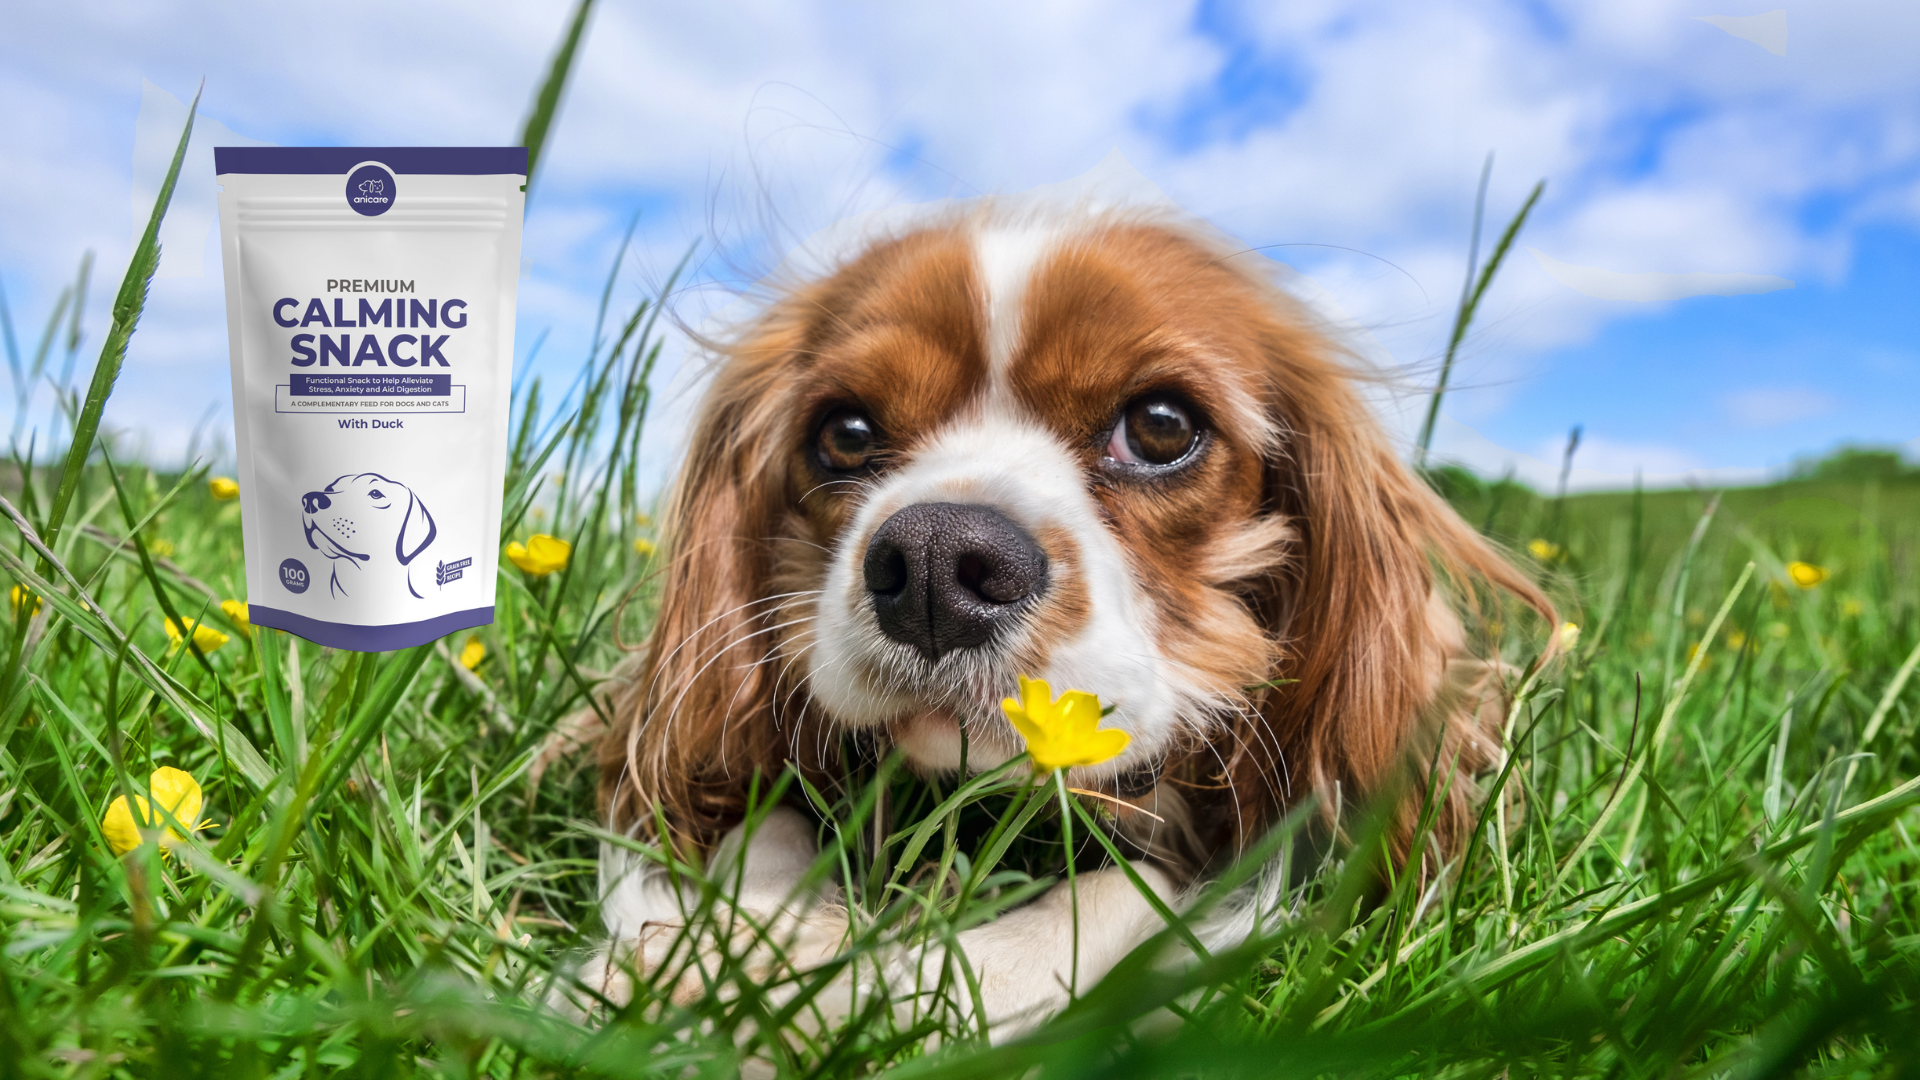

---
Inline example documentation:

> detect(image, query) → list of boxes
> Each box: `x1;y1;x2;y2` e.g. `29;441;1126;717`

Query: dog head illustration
300;473;436;598
358;178;384;195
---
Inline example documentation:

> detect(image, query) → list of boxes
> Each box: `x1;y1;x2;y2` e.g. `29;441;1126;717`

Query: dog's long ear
599;286;829;853
395;486;437;565
1234;293;1555;865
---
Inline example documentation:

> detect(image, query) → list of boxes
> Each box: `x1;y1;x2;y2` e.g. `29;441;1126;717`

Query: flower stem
1054;768;1079;996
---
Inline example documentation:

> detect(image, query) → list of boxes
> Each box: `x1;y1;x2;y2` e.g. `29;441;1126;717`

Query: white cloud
1423;417;1768;491
1722;386;1840;428
1528;247;1794;302
1694;12;1789;57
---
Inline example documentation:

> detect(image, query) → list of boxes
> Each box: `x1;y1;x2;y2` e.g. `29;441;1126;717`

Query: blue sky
2;0;1916;490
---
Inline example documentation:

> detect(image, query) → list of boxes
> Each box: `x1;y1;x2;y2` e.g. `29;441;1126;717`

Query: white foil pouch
215;148;526;651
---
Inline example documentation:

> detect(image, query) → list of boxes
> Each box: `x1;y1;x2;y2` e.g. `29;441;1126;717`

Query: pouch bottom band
249;604;494;653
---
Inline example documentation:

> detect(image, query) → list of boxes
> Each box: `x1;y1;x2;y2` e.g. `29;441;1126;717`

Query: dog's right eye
816;409;880;472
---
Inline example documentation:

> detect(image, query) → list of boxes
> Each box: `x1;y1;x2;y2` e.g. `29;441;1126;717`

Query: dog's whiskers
712;615;823;771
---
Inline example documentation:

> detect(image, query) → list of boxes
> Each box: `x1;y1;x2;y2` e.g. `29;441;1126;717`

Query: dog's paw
549;943;637;1020
593;908;858;1011
527;704;609;789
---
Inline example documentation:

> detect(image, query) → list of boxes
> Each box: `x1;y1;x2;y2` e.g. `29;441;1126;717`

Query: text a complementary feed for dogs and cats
216;148;526;652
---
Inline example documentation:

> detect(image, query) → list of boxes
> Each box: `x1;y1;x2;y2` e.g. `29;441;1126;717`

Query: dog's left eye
368;489;385;499
1106;394;1199;468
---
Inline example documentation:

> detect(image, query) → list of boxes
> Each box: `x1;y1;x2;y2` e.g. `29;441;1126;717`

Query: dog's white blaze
973;224;1059;392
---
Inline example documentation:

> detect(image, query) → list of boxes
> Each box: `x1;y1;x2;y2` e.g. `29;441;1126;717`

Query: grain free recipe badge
436;556;474;589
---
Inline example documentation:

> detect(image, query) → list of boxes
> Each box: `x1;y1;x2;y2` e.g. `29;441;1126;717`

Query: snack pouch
215;148;526;651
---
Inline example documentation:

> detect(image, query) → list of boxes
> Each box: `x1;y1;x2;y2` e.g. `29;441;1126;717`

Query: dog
299;472;437;600
572;203;1554;1038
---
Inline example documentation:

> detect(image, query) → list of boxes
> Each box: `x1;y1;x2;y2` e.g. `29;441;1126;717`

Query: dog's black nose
301;491;331;514
863;502;1048;660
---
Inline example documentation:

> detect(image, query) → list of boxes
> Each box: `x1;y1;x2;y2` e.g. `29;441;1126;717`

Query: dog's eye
816;409;880;472
1107;395;1198;467
368;489;385;499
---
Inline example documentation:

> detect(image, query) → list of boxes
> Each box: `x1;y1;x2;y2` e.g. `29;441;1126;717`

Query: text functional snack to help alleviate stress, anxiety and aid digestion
216;147;526;651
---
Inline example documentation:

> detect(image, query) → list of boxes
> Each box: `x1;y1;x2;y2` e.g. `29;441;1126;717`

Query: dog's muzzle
862;502;1048;661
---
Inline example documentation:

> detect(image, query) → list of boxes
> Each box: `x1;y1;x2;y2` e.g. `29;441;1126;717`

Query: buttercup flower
220;599;251;636
1786;561;1827;589
460;636;485;670
1527;538;1563;562
633;537;656;558
102;766;209;856
164;616;230;654
506;534;571;576
1556;622;1581;652
9;585;39;617
209;477;240;501
148;538;176;558
1001;675;1130;771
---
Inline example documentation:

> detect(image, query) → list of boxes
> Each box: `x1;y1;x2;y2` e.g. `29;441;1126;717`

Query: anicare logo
345;163;398;217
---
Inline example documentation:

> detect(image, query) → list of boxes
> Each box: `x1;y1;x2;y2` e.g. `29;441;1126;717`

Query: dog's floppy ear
395;485;437;565
599;285;833;853
1230;291;1554;865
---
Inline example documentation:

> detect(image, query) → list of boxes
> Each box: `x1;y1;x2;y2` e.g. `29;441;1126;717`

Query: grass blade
40;83;199;557
517;0;595;206
1414;173;1545;469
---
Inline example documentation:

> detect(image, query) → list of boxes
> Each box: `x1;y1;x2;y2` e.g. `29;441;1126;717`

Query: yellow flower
1556;622;1581;652
148;538;176;558
459;636;485;670
164;616;229;654
1001;675;1130;771
220;599;251;636
102;766;208;856
1786;561;1827;589
1767;621;1791;640
209;477;240;501
1527;538;1562;562
9;585;40;617
1727;629;1748;650
633;537;656;558
1841;597;1863;618
506;534;571;576
634;512;653;528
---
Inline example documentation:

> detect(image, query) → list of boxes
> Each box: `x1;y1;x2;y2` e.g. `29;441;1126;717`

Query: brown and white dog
572;203;1553;1036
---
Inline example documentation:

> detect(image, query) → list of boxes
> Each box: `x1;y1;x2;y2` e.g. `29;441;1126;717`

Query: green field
6;392;1917;1080
3;17;1918;1075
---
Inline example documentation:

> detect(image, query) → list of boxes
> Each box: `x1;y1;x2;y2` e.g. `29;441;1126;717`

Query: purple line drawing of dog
300;473;436;600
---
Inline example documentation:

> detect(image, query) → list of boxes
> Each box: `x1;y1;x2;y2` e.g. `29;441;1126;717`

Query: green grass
3;14;1919;1073
6;384;1917;1080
